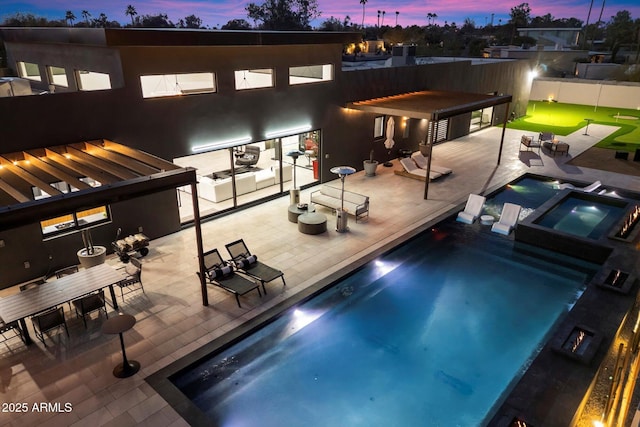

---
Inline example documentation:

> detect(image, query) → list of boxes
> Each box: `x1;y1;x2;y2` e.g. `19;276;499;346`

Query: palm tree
359;0;367;28
395;11;399;26
125;5;137;26
381;11;386;26
377;10;380;27
81;10;91;26
65;10;76;27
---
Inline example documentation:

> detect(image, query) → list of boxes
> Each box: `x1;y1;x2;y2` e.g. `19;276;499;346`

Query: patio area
1;125;638;427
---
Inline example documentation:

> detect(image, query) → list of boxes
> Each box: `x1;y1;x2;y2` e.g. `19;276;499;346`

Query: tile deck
1;125;638;426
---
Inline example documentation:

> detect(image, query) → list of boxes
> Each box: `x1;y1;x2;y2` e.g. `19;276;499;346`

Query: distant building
517;27;582;48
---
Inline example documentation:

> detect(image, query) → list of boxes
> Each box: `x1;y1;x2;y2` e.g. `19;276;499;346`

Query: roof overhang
346;90;513;121
0;139;196;231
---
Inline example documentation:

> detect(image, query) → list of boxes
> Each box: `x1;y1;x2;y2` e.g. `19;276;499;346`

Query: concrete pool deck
1;125;639;427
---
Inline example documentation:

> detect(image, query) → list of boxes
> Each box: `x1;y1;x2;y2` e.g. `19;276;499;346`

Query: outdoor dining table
0;263;126;345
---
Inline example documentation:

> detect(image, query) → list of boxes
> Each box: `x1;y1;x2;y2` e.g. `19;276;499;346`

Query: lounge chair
225;239;286;294
491;203;522;235
456;194;486;224
554;180;602;193
411;152;453;175
198;248;261;307
397;157;442;181
235;145;260;167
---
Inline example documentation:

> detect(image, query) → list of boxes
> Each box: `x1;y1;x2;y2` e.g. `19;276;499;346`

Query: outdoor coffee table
102;313;140;378
288;203;315;223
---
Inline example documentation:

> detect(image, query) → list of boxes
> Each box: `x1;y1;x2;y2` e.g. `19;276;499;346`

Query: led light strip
265;124;312;139
191;136;252;153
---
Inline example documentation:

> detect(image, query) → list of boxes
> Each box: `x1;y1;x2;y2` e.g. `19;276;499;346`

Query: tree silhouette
359;0;367;28
509;2;531;44
81;10;91;26
246;0;320;30
65;10;76;26
395;11;399;27
381;10;386;27
125;5;137;26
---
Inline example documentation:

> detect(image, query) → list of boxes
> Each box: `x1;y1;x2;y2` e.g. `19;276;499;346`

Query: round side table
288;204;315;223
102;313;140;378
480;215;495;226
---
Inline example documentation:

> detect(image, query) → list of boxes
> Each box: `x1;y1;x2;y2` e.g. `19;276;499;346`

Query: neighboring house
0;28;533;286
517;27;582;48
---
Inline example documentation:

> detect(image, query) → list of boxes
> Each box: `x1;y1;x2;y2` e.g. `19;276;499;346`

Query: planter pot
77;246;107;269
363;160;378;177
419;143;432;157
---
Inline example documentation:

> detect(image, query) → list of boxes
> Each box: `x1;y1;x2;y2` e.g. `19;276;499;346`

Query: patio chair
235;145;260;167
225;239;286;294
398;157;442;181
0;316;22;344
538;132;554;143
491;203;522;235
456;194;486;224
19;277;46;292
72;290;108;328
31;307;68;346
116;258;144;302
55;265;79;279
411;152;453;175
198;248;261;308
519;135;540;154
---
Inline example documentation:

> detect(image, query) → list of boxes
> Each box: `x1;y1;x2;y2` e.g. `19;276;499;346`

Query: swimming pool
168;207;597;426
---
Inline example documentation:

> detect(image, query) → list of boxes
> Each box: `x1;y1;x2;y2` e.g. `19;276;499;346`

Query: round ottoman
298;212;327;235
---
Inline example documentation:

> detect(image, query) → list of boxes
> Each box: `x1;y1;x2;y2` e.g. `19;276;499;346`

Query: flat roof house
0;27;532;286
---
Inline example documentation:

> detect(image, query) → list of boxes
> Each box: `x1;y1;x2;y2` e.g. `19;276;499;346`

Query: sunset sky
1;0;638;29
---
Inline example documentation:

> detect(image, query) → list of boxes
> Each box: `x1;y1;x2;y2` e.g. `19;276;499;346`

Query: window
17;61;41;81
289;64;333;85
77;70;111;91
374;116;385;138
48;66;68;87
235;69;274;90
41;206;111;237
140;72;215;98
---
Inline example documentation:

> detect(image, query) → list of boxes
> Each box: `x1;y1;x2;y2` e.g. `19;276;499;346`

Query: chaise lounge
554;180;602;193
395;157;442;181
456;193;486;224
491;203;522;235
410;152;453;175
198;248;261;307
225;238;286;294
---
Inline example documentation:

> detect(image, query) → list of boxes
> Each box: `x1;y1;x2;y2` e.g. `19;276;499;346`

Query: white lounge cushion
411;152;452;175
491;202;522;235
456;193;486;224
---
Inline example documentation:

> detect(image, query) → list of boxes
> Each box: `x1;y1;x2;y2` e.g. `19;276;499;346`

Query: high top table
0;263;125;345
102;313;140;378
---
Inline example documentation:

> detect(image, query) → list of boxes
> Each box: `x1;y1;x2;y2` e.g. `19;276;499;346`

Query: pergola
347;90;513;198
0;139;214;306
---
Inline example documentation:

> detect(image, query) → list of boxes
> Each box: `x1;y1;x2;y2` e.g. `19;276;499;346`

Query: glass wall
469;106;494;132
174;130;321;223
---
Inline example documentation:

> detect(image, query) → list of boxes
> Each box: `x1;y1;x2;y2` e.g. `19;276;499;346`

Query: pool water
172;217;596;426
535;195;625;239
483;176;559;220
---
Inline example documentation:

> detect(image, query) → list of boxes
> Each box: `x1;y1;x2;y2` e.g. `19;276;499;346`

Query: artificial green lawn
506;101;640;152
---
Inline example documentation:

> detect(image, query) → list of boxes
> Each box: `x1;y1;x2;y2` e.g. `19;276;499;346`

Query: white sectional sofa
196;164;293;203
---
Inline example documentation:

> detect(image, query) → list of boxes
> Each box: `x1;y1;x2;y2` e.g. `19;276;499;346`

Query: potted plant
418;140;432;157
77;228;107;268
363;144;378;177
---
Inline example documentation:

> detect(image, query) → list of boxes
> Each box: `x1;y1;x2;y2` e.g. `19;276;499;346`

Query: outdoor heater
331;165;356;232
